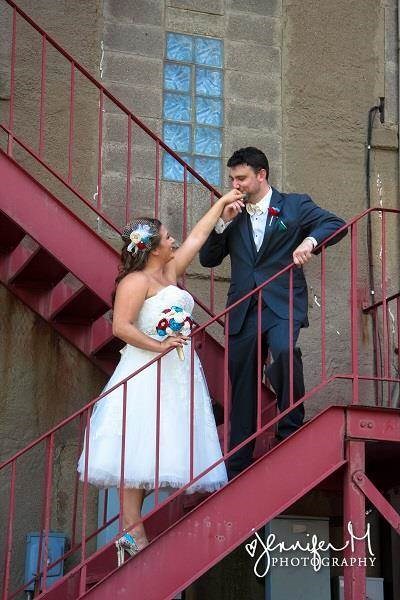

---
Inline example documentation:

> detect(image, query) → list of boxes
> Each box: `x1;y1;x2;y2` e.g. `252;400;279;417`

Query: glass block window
162;33;223;186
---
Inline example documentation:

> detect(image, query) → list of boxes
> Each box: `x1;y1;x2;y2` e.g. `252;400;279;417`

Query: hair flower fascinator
125;224;154;254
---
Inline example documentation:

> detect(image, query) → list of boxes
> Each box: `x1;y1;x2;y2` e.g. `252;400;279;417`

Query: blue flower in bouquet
155;306;193;337
169;319;183;331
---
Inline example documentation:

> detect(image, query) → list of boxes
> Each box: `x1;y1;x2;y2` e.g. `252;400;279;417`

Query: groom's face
228;164;266;200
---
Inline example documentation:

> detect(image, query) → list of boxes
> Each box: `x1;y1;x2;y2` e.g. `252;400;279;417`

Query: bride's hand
219;189;245;207
219;189;245;223
159;334;189;352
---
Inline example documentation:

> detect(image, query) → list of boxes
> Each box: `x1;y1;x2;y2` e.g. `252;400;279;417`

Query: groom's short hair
227;147;269;180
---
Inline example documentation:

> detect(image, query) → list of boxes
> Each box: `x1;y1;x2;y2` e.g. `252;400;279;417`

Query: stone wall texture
0;0;399;596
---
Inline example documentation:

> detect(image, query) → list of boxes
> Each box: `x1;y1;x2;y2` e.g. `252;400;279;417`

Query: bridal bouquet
156;305;193;360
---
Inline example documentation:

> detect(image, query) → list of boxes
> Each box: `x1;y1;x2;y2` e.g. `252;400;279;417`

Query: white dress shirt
245;188;272;251
214;187;317;251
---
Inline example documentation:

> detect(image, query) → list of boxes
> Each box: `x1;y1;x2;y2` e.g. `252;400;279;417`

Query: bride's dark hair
114;217;162;293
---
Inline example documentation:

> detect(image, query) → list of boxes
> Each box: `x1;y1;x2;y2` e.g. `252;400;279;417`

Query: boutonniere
267;206;287;231
268;206;280;226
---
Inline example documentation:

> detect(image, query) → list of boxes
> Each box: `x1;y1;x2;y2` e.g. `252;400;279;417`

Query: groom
200;147;346;479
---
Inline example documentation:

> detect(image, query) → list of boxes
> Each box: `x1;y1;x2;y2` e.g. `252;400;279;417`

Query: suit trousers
227;305;305;479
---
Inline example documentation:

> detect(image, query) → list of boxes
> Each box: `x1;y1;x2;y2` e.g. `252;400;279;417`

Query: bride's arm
171;189;244;278
113;273;186;353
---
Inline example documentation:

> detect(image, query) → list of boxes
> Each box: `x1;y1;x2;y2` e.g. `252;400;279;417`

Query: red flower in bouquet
155;305;193;360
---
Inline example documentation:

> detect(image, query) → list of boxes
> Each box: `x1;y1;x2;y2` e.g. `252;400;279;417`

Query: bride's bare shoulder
116;272;149;296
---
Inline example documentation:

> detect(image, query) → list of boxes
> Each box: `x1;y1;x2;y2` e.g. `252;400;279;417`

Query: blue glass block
196;97;223;127
194;126;222;157
163;123;191;152
163;93;191;122
194;156;221;186
166;33;193;62
164;63;191;92
163;153;191;182
195;37;223;67
195;67;223;97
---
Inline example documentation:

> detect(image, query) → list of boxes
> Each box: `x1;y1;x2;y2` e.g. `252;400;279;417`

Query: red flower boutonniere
268;206;281;226
268;206;287;231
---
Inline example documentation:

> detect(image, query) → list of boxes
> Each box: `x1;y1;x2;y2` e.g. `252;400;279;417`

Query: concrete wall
0;0;104;230
100;0;400;412
0;0;399;595
283;0;399;413
0;0;106;590
0;286;106;592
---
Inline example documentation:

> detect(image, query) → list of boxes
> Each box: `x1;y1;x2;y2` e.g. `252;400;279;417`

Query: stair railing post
380;210;390;405
343;439;366;600
67;62;75;185
223;313;230;456
256;289;262;431
182;165;188;288
97;89;103;213
1;460;16;600
119;382;128;527
71;413;85;549
125;116;132;223
289;267;294;410
320;245;327;383
397;297;400;397
40;433;55;594
154;139;160;220
38;34;47;158
190;328;195;483
154;359;161;507
6;6;16;157
209;191;215;314
79;407;91;595
350;222;359;404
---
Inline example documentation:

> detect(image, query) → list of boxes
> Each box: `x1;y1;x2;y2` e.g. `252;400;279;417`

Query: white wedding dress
77;285;227;493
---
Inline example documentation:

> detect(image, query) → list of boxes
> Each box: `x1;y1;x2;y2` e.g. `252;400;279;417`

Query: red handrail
0;0;222;313
1;2;400;596
0;208;398;474
0;0;221;193
1;208;399;599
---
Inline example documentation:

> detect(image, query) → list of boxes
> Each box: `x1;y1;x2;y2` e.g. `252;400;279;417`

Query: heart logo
245;538;257;557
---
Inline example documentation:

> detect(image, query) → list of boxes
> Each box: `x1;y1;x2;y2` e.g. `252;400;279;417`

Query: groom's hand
293;238;314;266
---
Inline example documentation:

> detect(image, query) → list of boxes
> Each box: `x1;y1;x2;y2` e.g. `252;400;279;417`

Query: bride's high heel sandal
115;532;140;566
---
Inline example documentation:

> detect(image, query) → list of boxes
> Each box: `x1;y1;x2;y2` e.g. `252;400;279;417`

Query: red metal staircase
0;149;276;447
0;149;120;374
40;406;348;600
1;2;400;599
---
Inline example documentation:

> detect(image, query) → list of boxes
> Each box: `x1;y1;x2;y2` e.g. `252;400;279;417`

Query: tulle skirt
77;342;227;494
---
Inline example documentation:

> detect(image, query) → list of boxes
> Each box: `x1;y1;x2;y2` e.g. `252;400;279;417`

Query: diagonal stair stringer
0;149;119;303
39;406;346;600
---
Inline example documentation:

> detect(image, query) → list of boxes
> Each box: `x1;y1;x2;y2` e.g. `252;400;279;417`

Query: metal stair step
10;245;68;288
89;313;118;356
38;408;346;600
0;211;25;253
46;279;86;321
51;287;110;324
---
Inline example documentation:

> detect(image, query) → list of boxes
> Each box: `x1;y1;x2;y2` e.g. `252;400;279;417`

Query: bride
77;188;244;564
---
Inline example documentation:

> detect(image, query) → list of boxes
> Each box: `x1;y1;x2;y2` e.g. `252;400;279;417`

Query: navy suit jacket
199;188;346;335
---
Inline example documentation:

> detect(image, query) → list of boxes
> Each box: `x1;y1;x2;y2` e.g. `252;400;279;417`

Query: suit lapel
255;188;284;265
238;211;257;262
